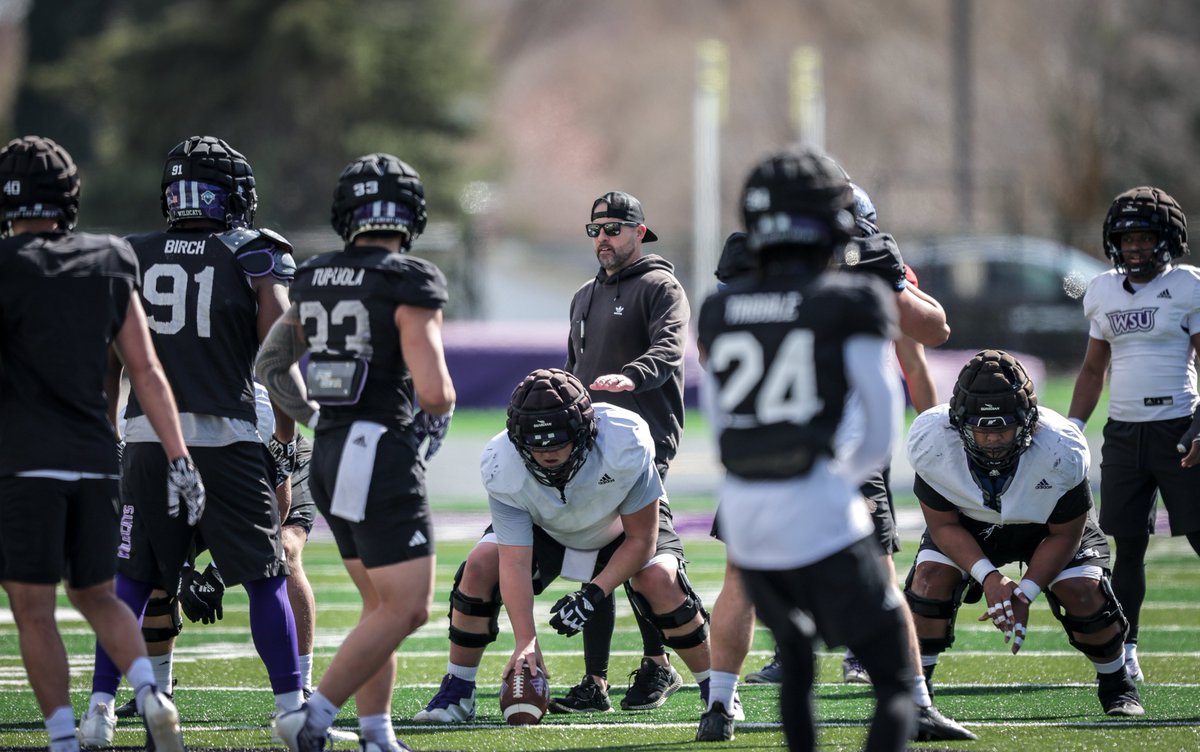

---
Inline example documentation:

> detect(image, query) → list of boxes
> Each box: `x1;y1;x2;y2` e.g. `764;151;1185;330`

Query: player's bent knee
663;621;710;649
141;594;182;643
460;545;500;592
448;561;501;649
904;567;962;654
625;568;710;648
1046;577;1127;658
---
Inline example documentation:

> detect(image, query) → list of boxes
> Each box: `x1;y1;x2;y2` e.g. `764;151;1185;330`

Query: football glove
180;561;225;624
412;408;453;461
1177;410;1200;454
549;583;606;637
267;435;297;488
166;456;206;526
843;232;907;291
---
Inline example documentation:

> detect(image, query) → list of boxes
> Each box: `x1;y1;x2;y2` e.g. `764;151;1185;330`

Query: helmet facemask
506;369;597;490
1102;186;1188;276
949;350;1038;474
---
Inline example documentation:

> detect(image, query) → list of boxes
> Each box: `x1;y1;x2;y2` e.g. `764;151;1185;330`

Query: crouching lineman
905;349;1144;717
415;368;712;722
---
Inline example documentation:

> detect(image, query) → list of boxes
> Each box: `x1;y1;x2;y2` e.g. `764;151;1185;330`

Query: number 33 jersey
291;244;448;432
697;270;896;480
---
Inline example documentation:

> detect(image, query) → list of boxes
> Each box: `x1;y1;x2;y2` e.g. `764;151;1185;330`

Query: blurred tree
21;0;484;238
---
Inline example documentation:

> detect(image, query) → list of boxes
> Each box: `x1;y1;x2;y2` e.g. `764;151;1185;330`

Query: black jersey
123;229;262;422
0;231;139;474
291;245;448;433
697;269;895;479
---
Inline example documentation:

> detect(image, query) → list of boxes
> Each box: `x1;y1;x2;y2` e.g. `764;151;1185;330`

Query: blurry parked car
899;235;1110;370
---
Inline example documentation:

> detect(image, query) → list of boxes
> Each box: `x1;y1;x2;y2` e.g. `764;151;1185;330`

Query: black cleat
549;675;613;714
1098;671;1145;717
696;701;736;742
116;678;177;718
914;704;978;741
620;657;683;710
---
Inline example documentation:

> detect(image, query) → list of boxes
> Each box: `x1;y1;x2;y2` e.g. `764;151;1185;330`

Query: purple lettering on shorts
118;504;135;559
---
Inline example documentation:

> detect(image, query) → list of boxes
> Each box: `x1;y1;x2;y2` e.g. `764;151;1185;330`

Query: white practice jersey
907;404;1088;525
482;403;664;550
1084;264;1200;422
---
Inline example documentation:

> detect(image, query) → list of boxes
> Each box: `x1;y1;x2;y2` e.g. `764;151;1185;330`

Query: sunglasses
585;221;639;238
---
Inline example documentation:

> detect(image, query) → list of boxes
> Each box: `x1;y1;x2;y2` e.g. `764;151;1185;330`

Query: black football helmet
0;135;80;236
740;143;855;263
714;231;753;285
506;368;597;488
1102;186;1188;276
161;136;257;228
330;153;427;248
849;181;879;238
948;350;1039;473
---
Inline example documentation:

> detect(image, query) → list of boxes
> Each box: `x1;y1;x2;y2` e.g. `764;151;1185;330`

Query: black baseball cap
591;191;658;242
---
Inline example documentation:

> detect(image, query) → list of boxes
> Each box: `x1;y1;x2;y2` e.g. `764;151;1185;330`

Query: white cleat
1125;646;1145;683
78;703;116;749
141;690;186;752
731;690;746;722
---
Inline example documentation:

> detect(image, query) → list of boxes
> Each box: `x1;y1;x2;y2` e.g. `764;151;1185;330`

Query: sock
708;671;738;711
1124;643;1138;662
305;691;339;732
921;656;939;671
447;662;478;683
299;652;314;692
1093;654;1125;674
87;692;115;715
45;706;76;744
275;689;304;713
693;668;711;684
359;713;396;746
151;652;174;693
912;674;932;708
245;576;302;694
127;655;156;714
93;575;153;697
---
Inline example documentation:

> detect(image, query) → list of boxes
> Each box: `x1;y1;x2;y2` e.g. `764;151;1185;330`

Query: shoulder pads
217;227;297;282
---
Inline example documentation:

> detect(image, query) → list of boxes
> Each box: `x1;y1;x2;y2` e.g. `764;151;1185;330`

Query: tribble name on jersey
310;267;365;287
164;239;206;255
724;291;802;325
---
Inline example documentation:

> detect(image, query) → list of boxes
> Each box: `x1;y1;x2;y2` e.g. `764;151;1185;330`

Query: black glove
1178;410;1200;454
268;435;297;488
166;456;206;526
843;232;907;292
549;582;606;637
412;408;453;461
180;562;225;624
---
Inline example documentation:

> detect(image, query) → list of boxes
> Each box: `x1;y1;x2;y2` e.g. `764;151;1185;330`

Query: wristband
969;558;998;585
1016;578;1041;603
1067;417;1086;433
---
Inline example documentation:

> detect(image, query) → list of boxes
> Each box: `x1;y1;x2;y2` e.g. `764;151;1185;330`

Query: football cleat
79;702;117;748
842;652;871;684
620;658;683;710
273;706;328;752
695;701;736;742
140;690;186;752
549;675;612;713
1099;671;1145;717
744;653;783;684
914;704;977;741
1125;645;1145;683
413;674;476;723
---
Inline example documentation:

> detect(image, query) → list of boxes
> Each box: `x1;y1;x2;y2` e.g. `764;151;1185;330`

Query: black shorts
916;511;1111;571
860;467;900;555
310;423;432;568
0;476;120;589
1099;417;1200;536
740;535;907;651
284;435;316;534
117;442;288;594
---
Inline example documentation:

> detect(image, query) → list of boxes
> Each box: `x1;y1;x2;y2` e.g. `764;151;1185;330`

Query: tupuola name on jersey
724;291;802;324
310;267;365;286
164;239;207;255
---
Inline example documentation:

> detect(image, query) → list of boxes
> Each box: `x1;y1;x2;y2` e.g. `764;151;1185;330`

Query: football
499;664;550;725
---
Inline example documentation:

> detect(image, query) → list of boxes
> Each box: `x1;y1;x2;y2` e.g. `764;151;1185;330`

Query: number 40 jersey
697;270;897;480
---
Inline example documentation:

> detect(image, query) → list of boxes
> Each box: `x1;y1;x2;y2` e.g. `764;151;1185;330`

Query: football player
262;153;455;752
907;350;1144;717
1068;187;1200;682
413;369;712;726
697;144;915;751
80;136;303;748
0;135;196;752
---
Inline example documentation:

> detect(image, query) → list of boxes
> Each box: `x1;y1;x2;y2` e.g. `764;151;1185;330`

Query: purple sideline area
442;321;1044;411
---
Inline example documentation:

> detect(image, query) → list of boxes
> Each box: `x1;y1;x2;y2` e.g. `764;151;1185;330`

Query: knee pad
624;566;710;648
142;594;182;643
1046;576;1128;659
903;567;964;655
447;561;501;649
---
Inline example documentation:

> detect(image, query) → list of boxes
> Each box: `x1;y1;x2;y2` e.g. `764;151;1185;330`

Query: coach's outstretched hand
167;455;206;525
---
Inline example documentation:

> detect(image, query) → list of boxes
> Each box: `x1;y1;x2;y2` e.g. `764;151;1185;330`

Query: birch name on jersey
164;239;207;255
724;291;801;324
309;267;365;286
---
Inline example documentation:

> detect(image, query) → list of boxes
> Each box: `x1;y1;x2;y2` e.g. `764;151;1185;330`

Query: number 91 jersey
697;270;896;479
290;245;448;432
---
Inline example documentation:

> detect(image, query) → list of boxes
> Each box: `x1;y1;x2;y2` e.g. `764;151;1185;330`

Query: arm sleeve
622;276;690;391
1047;479;1093;523
618;460;664;515
488;496;536;546
832;334;900;488
914;473;958;513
